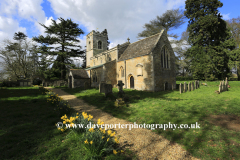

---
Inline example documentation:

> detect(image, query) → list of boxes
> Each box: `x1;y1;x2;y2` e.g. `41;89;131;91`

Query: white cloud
48;0;185;49
221;13;230;20
0;0;187;65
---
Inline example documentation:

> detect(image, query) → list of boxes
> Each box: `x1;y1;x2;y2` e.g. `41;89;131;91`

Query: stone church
69;28;176;91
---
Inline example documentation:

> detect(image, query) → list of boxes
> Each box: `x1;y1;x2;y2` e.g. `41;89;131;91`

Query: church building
69;28;176;91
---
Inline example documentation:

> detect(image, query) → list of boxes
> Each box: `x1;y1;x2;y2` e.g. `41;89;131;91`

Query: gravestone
117;80;125;97
195;80;197;89
179;83;183;94
99;81;106;93
104;84;113;97
184;82;187;92
225;77;228;91
221;80;224;91
188;82;191;91
172;83;174;90
191;82;194;91
219;82;221;93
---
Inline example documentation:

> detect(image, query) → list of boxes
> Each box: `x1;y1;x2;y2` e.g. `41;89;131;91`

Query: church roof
85;64;104;71
70;69;89;79
118;29;164;61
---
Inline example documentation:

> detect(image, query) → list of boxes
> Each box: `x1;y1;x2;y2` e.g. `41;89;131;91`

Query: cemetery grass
62;81;240;160
0;86;137;160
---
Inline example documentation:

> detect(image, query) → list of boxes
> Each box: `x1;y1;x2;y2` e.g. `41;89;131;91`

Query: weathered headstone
219;82;221;93
117;80;125;97
188;82;191;91
191;81;194;91
221;80;224;91
184;82;186;92
180;83;182;94
225;77;228;91
99;81;106;93
104;84;113;97
195;80;197;89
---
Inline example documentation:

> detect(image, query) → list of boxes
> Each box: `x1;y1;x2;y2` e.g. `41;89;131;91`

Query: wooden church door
130;76;134;89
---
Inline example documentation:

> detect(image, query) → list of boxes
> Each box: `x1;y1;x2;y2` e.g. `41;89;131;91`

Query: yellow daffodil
110;132;116;137
88;115;93;121
102;136;104;139
90;141;93;145
107;130;112;135
76;113;79;115
89;128;94;132
107;138;109;142
84;139;88;144
113;150;117;155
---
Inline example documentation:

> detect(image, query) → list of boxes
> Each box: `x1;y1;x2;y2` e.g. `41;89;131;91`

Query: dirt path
45;87;200;160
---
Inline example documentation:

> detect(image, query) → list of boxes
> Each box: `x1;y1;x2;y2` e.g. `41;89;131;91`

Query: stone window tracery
119;66;124;77
161;46;170;69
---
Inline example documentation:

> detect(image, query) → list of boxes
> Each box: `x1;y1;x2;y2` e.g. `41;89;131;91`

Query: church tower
86;29;108;67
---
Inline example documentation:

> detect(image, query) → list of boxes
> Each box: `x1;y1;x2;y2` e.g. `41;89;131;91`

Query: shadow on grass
0;88;67;160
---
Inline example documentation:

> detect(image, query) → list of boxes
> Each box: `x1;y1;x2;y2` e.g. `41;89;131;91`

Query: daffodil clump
39;87;71;114
58;111;124;157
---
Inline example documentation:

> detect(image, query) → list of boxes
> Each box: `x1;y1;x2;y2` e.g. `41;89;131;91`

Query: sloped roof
70;69;89;79
118;29;164;61
85;64;104;71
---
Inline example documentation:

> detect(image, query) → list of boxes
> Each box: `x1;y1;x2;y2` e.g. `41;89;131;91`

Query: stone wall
90;49;118;67
73;79;90;88
104;60;117;87
117;54;154;91
153;30;176;91
86;30;108;67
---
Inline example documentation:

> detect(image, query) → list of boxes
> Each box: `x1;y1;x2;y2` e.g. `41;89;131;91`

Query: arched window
161;46;170;69
163;47;166;68
166;54;168;68
119;66;124;78
98;41;102;49
161;53;163;68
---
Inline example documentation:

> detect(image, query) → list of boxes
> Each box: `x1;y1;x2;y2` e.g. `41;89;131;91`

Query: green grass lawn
62;81;240;160
0;86;138;160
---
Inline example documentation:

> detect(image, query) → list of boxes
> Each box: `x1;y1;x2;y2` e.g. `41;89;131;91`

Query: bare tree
0;32;39;80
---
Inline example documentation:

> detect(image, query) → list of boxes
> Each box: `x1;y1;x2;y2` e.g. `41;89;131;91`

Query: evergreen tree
226;17;240;80
32;17;85;79
184;0;237;80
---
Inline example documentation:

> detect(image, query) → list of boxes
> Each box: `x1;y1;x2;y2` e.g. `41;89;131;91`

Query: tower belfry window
98;41;102;49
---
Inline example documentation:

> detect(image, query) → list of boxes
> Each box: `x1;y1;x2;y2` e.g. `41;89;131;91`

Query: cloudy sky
0;0;239;67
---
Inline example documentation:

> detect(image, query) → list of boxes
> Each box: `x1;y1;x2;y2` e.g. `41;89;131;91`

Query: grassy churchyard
0;81;239;159
0;86;137;160
61;81;240;160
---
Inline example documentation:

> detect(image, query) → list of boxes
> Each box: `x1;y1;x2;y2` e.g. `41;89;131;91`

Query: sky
0;0;239;68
